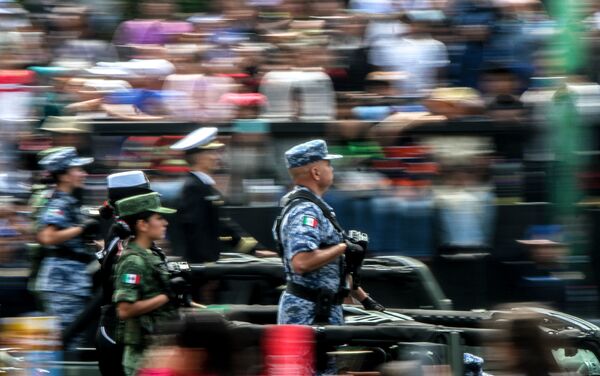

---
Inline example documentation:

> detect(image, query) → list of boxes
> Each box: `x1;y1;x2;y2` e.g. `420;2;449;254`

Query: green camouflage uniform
113;242;178;376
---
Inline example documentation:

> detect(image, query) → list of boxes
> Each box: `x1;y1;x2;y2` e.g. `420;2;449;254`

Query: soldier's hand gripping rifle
343;230;368;289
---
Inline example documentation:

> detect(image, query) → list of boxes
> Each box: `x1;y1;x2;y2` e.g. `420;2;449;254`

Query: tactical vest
115;247;176;346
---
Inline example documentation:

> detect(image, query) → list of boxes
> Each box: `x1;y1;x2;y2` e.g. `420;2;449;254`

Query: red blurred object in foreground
0;70;36;92
263;325;315;376
0;70;36;85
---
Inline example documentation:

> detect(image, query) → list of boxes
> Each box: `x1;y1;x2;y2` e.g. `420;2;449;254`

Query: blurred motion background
1;0;600;319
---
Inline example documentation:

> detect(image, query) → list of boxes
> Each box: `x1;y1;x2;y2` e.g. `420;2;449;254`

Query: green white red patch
48;208;64;216
302;216;318;228
122;274;140;284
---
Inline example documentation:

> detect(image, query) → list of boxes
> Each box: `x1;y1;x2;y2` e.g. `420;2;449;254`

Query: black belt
286;282;345;305
47;248;93;263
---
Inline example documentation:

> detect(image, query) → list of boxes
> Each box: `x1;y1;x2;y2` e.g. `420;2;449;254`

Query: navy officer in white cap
170;127;257;264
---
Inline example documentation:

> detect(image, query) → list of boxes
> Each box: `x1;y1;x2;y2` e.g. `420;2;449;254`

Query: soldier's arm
116;295;170;320
286;203;346;274
291;243;347;274
114;255;170;320
37;225;83;246
37;200;84;245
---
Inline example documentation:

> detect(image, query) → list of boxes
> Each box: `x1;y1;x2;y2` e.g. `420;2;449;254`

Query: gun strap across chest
275;190;345;249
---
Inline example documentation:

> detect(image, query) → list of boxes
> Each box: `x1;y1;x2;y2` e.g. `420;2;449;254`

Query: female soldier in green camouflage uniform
112;192;181;376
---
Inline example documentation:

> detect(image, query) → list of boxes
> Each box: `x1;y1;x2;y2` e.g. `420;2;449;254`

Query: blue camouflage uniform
35;190;92;344
35;147;94;348
275;139;345;325
276;186;345;325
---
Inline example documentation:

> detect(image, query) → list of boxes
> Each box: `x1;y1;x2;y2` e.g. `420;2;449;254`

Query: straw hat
39;116;91;133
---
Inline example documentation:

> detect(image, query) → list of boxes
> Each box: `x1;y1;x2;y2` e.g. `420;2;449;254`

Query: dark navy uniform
170;127;256;263
176;171;224;263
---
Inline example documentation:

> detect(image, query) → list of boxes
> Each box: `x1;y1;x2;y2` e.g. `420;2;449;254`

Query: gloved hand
79;218;100;239
98;203;114;220
112;220;131;240
344;240;365;272
166;277;189;306
166;276;188;302
361;296;385;312
344;240;364;256
347;230;369;251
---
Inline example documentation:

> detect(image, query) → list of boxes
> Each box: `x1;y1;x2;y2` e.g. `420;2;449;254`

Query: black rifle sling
275;189;347;283
276;190;344;249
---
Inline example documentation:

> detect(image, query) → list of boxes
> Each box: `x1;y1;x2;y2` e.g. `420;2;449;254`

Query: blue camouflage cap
38;146;94;173
284;139;342;169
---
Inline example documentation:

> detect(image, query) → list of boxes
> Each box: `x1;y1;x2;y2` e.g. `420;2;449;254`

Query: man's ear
311;165;321;181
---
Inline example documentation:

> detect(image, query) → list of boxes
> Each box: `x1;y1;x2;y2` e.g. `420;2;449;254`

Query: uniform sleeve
178;183;208;225
283;204;323;258
38;199;68;228
113;255;145;304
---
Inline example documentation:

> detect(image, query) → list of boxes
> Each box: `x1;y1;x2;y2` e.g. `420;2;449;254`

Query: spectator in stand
484;0;554;88
480;65;527;121
369;10;449;98
449;0;498;89
366;14;408;75
327;15;369;92
431;153;495;255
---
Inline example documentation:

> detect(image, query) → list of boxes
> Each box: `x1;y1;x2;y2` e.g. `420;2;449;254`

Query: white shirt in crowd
369;33;448;96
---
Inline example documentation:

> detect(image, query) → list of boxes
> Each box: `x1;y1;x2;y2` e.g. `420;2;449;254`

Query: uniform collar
53;189;78;203
127;241;152;254
283;185;332;210
191;171;216;185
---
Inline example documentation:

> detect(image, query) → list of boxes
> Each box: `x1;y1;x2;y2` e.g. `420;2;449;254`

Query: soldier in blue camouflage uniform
27;147;72;299
275;140;386;326
35;147;98;348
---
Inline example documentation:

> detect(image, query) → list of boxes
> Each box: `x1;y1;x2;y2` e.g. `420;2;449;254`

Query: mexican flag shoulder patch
48;208;64;216
302;216;318;228
122;274;141;285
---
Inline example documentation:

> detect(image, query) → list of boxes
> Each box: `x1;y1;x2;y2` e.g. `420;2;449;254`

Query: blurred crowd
2;1;600;374
0;0;600;273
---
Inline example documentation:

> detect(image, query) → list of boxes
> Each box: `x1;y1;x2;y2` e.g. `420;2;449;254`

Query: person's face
195;149;221;173
138;213;168;241
482;73;518;95
61;166;87;189
530;245;567;265
312;159;334;190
